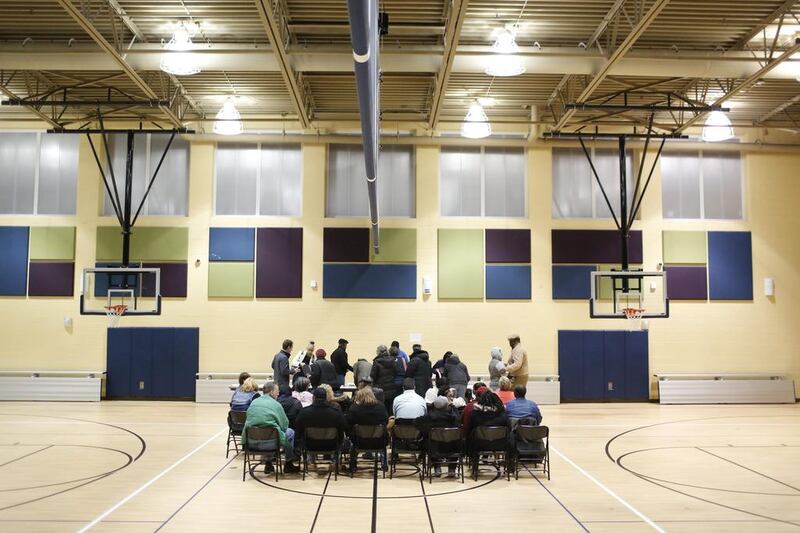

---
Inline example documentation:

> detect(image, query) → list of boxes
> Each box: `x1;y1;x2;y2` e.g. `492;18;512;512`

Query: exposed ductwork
347;0;380;253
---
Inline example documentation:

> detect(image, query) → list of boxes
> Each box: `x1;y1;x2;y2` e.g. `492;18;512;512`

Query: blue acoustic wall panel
552;265;596;299
209;227;255;261
323;264;416;299
0;226;29;296
708;231;753;300
486;265;531;299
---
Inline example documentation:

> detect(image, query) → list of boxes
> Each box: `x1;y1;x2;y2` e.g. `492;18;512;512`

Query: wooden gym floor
0;401;798;533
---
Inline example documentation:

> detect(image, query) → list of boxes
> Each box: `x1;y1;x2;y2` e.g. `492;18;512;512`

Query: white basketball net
104;304;127;328
622;307;645;330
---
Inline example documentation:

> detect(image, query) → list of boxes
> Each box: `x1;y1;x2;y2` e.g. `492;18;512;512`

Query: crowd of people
232;335;541;477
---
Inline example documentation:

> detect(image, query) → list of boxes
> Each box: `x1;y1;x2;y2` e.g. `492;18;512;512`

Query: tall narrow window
661;150;743;220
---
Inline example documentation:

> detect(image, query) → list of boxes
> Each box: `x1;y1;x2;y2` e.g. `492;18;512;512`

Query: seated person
426;377;447;405
415;396;461;477
292;377;313;407
277;384;302;429
242;381;299;473
505;385;542;425
295;387;347;460
310;349;339;390
230;377;260;411
236;372;251;391
393;378;427;423
346;387;389;467
460;384;488;436
318;383;347;411
464;391;508;438
496;377;515;404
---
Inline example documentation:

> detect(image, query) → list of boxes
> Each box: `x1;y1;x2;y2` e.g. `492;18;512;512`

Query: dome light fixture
213;97;243;136
701;110;734;142
485;27;526;77
460;101;491;139
160;22;201;76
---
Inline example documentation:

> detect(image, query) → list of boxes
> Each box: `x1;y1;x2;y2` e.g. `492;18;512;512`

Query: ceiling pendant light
213;97;243;135
460;101;491;139
701;110;734;142
160;22;201;76
485;27;526;77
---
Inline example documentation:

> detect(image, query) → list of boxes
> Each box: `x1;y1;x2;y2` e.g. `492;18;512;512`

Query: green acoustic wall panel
371;228;417;263
29;226;76;261
438;229;484;299
208;262;254;298
97;227;189;262
663;230;707;264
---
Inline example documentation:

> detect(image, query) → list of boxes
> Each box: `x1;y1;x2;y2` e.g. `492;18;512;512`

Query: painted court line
77;427;227;533
551;445;666;533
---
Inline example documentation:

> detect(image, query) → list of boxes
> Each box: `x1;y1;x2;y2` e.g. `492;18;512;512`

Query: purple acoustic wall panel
257;228;303;298
485;229;531;263
142;262;188;298
323;228;369;263
28;262;74;297
551;229;643;264
664;265;708;300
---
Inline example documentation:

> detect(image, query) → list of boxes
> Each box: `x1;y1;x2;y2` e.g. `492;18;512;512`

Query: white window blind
327;144;415;217
441;146;526;217
661;150;743;220
103;134;190;216
0;132;79;215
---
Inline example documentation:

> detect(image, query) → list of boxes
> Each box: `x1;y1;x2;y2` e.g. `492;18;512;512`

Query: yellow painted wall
1;137;798;396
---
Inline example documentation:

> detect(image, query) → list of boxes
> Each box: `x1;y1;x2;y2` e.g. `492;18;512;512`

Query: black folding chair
426;427;464;484
242;426;283;482
389;423;425;479
349;424;388;478
513;425;549;480
226;410;247;458
470;425;510;481
301;426;342;481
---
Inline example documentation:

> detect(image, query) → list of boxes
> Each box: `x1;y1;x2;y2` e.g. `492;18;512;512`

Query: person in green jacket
243;381;299;473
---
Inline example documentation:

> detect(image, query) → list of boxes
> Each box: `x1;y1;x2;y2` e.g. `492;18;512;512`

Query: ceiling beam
552;0;671;131
54;0;183;127
675;38;800;133
758;93;800;123
0;85;61;127
428;0;469;129
253;0;310;128
586;0;627;50
731;0;798;50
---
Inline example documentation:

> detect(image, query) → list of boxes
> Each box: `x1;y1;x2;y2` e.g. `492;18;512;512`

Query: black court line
0;445;52;468
308;471;333;533
696;447;800;493
523;465;590;533
417;473;435;533
371;460;379;533
154;455;239;532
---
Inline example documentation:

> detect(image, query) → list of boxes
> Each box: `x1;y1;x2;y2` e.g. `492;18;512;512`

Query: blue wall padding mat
0;226;29;296
552;264;596;299
106;327;198;399
485;265;531;299
323;264;416;298
209;227;255;262
708;231;753;300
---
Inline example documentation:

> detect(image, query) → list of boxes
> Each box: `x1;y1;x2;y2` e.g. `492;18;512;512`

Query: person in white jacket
488;347;505;390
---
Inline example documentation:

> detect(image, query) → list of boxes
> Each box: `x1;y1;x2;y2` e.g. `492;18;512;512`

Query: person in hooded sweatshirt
353;356;372;386
406;344;432;397
443;352;470;399
487;347;505;390
370;344;398;412
432;350;452;380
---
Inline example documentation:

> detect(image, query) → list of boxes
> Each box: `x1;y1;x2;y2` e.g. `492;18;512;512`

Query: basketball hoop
104;304;127;328
622;307;645;330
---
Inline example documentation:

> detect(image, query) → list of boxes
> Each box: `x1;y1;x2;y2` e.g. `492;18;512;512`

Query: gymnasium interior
0;0;799;531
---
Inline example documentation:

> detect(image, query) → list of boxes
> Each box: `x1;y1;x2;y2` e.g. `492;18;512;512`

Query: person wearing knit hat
310;348;339;390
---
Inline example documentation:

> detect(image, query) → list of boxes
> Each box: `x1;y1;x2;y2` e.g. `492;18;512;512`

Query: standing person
330;338;353;389
353;356;372;386
443;353;470;399
390;346;406;392
391;341;409;369
271;339;294;389
432;351;452;380
506;334;529;388
370;344;398;412
291;341;315;385
406;344;432;397
487;347;505;390
310;349;338;390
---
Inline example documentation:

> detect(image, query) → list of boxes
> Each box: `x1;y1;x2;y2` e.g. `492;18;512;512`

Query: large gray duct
347;0;380;253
